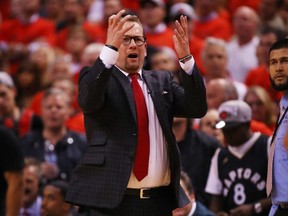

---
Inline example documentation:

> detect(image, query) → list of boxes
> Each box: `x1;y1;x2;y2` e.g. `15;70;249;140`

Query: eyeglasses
122;36;146;46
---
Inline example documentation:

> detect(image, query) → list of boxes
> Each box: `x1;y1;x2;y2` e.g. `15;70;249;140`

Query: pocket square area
162;91;168;94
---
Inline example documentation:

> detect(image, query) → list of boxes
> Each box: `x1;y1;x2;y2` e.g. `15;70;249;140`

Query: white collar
116;65;143;79
189;201;197;216
228;132;261;158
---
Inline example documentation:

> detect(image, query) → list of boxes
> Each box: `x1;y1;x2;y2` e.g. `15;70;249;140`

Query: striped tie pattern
266;138;275;196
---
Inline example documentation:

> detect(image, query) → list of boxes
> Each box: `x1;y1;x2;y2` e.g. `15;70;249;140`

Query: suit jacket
66;58;207;209
178;130;220;207
21;130;87;181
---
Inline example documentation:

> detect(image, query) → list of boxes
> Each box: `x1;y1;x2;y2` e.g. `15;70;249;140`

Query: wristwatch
254;202;262;214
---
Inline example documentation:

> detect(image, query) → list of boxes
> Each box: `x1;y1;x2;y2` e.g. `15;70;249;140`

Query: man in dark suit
173;118;220;207
66;9;207;216
173;171;215;216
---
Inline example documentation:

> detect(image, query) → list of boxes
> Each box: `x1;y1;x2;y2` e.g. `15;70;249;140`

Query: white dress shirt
99;45;194;188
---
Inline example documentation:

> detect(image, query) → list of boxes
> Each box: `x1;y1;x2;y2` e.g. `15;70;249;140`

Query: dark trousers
78;194;174;216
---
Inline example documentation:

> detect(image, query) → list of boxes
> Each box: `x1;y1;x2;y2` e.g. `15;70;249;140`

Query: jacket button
60;173;67;179
67;137;74;144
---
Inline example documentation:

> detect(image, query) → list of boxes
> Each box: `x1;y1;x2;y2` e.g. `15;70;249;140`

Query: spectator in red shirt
0;0;56;74
0;71;42;137
42;0;65;26
0;0;56;46
139;0;175;50
55;0;103;51
192;0;233;41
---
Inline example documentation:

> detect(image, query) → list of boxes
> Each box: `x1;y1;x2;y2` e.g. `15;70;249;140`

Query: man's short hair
46;180;69;199
269;37;288;54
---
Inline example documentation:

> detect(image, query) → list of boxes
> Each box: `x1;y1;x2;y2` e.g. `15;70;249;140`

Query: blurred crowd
0;0;287;215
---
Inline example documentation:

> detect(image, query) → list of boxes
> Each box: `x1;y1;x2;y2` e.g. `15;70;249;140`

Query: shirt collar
189;201;197;216
280;92;288;109
115;65;143;79
228;132;261;158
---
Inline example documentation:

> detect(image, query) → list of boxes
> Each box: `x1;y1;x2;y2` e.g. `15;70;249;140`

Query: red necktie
130;73;150;181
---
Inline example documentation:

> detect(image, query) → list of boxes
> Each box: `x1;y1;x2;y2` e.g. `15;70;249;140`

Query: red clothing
120;0;168;12
1;108;41;137
145;28;175;50
29;90;84;133
251;120;273;136
218;8;232;23
189;36;206;75
227;0;261;14
0;1;10;21
56;22;105;51
29;90;80;116
192;15;233;41
0;17;56;45
29;91;44;116
121;0;139;12
245;65;282;102
66;112;85;134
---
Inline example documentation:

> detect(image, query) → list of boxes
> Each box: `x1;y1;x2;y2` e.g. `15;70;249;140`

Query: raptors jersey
217;134;269;215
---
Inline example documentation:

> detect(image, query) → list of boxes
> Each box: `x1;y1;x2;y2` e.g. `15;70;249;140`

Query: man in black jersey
0;125;24;216
205;100;271;216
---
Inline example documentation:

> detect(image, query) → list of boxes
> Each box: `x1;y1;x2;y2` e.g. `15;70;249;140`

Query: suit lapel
143;70;177;157
142;70;167;127
112;67;137;123
112;68;170;131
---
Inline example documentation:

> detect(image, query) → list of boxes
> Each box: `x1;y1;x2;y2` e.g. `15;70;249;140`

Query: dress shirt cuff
99;45;119;68
179;56;195;75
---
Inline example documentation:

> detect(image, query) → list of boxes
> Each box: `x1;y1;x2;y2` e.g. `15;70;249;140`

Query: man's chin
273;82;288;91
271;77;288;91
126;65;140;73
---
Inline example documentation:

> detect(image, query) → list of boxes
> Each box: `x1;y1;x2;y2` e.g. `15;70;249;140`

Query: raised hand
106;10;134;50
173;15;191;59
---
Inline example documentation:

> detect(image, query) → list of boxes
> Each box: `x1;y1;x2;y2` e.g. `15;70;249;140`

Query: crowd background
0;0;287;215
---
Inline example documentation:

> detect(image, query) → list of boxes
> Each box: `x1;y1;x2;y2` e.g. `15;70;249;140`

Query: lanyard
271;106;288;144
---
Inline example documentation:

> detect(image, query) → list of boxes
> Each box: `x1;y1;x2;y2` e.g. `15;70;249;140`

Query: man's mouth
24;188;32;195
274;74;286;80
128;53;138;58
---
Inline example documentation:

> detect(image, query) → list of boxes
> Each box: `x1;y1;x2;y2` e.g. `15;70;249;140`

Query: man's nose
129;38;137;46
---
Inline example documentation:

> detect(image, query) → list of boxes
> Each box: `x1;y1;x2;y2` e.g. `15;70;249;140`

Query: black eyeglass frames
122;36;146;46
